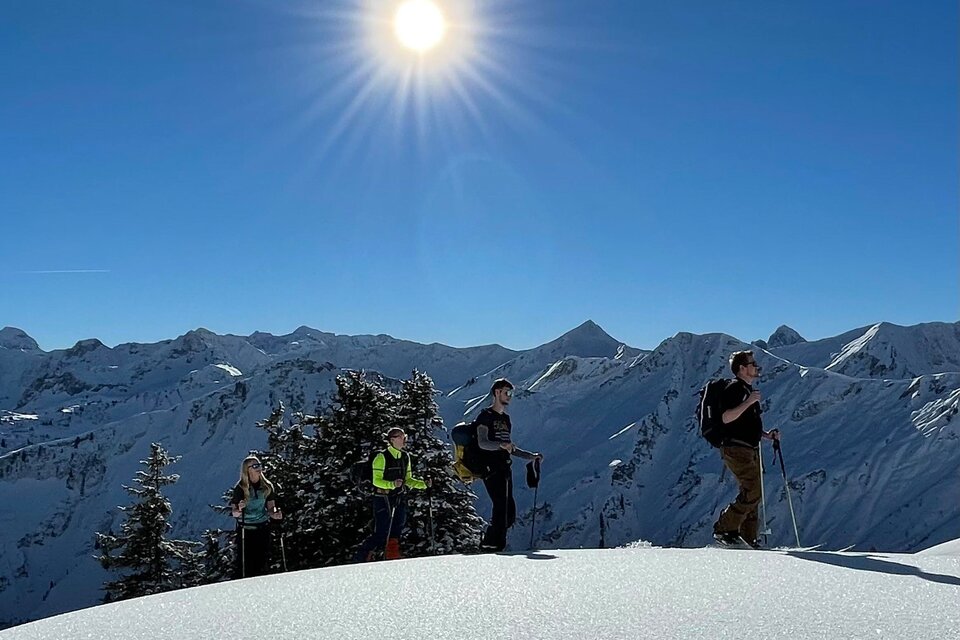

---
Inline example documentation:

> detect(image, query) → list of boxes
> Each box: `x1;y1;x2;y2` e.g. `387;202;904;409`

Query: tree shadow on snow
786;551;960;587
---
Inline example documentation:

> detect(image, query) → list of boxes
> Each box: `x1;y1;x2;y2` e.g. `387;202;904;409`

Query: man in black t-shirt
474;378;543;552
713;350;780;548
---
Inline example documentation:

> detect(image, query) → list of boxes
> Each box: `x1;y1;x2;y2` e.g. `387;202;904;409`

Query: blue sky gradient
2;1;957;351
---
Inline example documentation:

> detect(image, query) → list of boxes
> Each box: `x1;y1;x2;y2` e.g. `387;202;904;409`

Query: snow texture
1;545;958;639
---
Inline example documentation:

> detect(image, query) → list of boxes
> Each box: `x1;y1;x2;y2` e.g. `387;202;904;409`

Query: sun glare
282;0;557;173
394;0;446;53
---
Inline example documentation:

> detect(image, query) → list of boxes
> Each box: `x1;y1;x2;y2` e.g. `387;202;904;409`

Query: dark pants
354;494;406;561
714;446;761;543
481;466;515;551
235;522;271;579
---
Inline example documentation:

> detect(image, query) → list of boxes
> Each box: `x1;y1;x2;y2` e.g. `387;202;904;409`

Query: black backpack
696;378;733;447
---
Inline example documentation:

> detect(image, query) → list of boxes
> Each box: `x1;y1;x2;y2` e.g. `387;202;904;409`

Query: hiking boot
385;538;402;560
713;531;744;546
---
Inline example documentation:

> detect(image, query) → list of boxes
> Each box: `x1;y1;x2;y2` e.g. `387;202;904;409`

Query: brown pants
714;445;761;542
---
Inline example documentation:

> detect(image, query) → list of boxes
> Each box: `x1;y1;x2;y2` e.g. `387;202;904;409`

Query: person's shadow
522;552;558;560
786;551;960;587
492;551;558;560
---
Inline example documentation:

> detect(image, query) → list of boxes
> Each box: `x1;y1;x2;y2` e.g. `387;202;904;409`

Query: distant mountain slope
769;321;960;379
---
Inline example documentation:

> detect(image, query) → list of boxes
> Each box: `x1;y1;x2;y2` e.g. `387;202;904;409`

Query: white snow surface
212;363;242;377
2;546;958;640
918;537;960;557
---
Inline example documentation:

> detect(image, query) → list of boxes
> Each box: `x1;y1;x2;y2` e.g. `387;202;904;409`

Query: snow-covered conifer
95;443;198;602
396;370;484;554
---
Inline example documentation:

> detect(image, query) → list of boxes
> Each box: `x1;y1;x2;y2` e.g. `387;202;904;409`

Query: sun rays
261;0;560;175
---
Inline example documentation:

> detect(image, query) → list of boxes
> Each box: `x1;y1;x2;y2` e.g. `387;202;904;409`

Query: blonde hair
238;455;274;501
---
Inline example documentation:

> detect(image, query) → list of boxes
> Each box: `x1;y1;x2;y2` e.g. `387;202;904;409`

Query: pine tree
304;370;398;565
95;443;198;602
253;404;323;572
395;370;484;555
195;529;234;584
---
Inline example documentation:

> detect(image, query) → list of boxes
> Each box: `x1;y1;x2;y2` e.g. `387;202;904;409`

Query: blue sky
2;1;957;351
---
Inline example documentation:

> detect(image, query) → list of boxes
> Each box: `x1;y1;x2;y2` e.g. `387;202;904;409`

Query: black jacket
720;378;764;447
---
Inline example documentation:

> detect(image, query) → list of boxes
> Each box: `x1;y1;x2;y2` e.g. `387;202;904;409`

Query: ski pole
526;458;542;550
773;440;801;547
277;520;287;572
757;445;771;542
383;491;400;559
240;510;246;579
529;483;539;549
427;490;437;555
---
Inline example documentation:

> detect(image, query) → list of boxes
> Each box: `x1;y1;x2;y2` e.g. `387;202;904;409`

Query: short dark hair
729;350;754;375
385;427;406;440
490;378;514;394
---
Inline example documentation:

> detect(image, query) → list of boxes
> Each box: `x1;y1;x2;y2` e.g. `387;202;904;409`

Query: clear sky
2;1;957;352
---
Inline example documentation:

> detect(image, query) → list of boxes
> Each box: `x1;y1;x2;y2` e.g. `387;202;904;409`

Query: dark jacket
720;378;764;447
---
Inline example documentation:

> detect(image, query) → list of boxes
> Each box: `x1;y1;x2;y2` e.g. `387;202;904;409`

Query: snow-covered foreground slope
2;545;958;640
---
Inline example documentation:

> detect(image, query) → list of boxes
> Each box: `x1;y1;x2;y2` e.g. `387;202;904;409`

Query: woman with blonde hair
230;455;282;578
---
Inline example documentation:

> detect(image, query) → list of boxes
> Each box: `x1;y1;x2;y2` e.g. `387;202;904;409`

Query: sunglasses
248;463;261;470
499;389;514;398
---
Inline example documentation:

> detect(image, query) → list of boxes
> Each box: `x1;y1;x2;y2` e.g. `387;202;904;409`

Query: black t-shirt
475;407;512;469
720;378;763;446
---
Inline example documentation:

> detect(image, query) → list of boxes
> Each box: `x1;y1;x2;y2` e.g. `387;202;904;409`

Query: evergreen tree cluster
257;369;484;569
95;370;484;602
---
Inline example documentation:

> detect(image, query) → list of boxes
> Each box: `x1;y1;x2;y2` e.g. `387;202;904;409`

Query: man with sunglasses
474;378;543;552
713;350;780;549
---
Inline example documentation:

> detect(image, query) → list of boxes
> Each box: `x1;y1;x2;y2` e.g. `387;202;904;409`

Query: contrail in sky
17;270;111;274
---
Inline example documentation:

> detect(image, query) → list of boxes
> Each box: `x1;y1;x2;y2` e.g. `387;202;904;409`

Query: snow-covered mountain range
0;319;958;628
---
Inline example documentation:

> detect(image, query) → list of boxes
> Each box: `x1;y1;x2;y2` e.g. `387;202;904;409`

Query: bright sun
393;0;447;53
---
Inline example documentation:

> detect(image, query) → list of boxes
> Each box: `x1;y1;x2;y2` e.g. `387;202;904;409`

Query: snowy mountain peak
821;321;960;378
572;319;605;336
545;320;624;356
0;327;40;351
289;325;328;341
170;328;217;354
768;325;806;348
64;338;107;358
